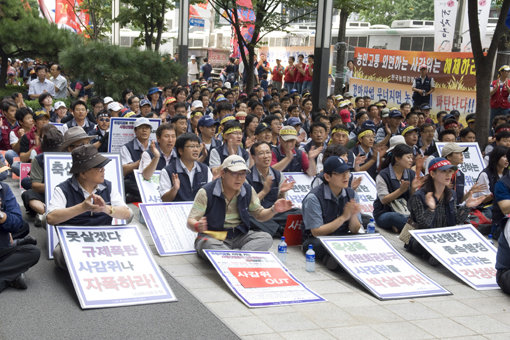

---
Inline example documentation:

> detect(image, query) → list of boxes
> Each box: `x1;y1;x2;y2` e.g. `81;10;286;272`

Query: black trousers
0;245;40;292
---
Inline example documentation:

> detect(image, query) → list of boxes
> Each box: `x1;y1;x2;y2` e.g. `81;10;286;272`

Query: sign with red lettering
352;171;376;217
204;250;325;307
283;214;303;246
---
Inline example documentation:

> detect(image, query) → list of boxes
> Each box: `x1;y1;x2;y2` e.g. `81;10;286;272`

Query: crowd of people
1;58;510;296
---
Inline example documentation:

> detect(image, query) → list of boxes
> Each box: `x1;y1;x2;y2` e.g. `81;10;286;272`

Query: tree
116;0;171;51
469;0;510;148
70;0;113;40
208;0;315;93
59;41;183;98
358;0;433;26
0;0;77;87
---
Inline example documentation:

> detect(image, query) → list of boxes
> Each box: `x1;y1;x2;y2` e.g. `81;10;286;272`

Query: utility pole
111;0;120;45
178;0;189;84
452;0;465;52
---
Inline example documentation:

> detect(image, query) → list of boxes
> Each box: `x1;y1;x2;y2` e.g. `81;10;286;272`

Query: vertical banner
230;0;255;58
139;202;196;256
57;225;177;309
461;0;492;52
282;172;312;208
320;235;451;300
55;0;82;32
409;225;498;290
352;171;377;216
134;170;162;204
435;142;485;193
107;118;161;153
44;153;125;259
434;0;458;52
204;250;326;307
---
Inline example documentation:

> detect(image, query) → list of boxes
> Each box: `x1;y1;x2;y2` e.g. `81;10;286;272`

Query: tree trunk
154;1;165;51
0;49;8;89
474;61;493;149
334;9;349;95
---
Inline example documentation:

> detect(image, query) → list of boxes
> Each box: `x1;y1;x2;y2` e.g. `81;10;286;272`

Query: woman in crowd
243;114;259;149
38;93;54;116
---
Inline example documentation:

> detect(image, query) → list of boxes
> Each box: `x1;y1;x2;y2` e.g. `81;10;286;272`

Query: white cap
103;96;114;105
190;55;196;60
191;100;204;109
221;155;250;172
387;135;406;153
134;117;151;129
107;102;122;111
54;101;67;110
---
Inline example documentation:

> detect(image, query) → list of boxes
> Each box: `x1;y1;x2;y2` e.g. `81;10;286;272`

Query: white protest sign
57;225;177;309
320;235;450;300
107;117;160;153
436;142;484;193
434;0;458;52
352;171;376;216
45;152;125;259
134;170;162;203
50;122;66;135
283;172;313;208
204;250;326;307
410;224;498;290
139;202;196;256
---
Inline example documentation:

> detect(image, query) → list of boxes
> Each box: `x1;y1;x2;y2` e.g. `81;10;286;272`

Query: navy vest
496;231;510;270
410;189;456;228
203;179;252;235
452;170;465;204
272;146;304;172
352;145;377;179
163;159;209;201
492;175;510;231
200;137;220;166
303;183;355;238
215;143;250;164
123;138;152;180
373;166;415;220
57;177;113;226
412;76;432;103
247;166;281;208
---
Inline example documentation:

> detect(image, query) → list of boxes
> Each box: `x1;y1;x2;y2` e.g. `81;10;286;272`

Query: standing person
256;53;271;82
188;55;199;84
49;64;68;99
411;64;435;108
294;54;306;94
200;57;213;81
28;65;55;99
344;60;354;93
284;56;296;93
271;59;284;91
302;55;314;94
490;65;510;122
186;155;293;258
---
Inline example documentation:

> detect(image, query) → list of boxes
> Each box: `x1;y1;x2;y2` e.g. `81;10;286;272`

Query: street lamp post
178;0;189;85
312;0;333;110
111;0;120;45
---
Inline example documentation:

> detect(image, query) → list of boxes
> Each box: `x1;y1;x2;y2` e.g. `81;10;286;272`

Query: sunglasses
98;117;110;122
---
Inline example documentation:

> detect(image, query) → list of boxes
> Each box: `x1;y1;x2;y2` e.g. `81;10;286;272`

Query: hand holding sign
273;198;293;213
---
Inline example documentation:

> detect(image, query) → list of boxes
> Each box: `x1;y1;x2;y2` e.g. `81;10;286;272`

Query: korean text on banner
352;171;377;216
57;225;177;309
139;202;196;256
204;250;326;308
44;153;125;259
409;224;499;290
107;117;160;153
134;170;162;204
283;172;312;208
320;235;450;300
436;142;484;193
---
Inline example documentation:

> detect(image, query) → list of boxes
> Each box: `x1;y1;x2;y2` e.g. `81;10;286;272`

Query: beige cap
279;126;298;141
221;155;250;172
441;143;468;157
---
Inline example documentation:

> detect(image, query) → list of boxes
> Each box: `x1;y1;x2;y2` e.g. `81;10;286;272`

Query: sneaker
34;214;43;228
9;273;27;290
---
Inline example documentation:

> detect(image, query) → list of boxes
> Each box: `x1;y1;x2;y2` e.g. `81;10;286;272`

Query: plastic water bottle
488;234;494;245
277;236;287;264
305;244;315;272
367;218;376;234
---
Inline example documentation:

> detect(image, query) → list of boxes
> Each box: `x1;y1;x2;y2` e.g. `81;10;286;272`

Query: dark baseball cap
198;115;219;127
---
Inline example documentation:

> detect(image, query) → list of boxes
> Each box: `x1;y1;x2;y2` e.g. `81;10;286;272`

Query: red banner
55;0;88;34
228;267;299;288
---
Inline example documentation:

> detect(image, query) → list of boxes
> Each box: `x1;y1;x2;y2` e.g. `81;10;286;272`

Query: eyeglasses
226;170;247;177
98;117;110;122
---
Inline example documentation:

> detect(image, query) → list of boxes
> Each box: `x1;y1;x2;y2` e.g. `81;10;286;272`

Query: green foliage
0;85;27;99
358;0;434;26
75;0;113;40
59;41;183;98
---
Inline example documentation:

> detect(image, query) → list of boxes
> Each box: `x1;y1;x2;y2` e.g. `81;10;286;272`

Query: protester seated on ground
375;109;404;146
171;114;188;138
418;123;436;156
0;181;40;293
198;116;220;166
485;127;510;163
271;126;316;176
401;157;486;265
88;109;110;152
8;107;35;176
311;144;362;191
209;120;249;177
47;145;133;269
316;124;358;172
62;100;94;134
247;142;296;236
120;117;152;203
19;110;50;164
351;127;384;179
21;125;64;224
401;125;420;156
302;156;362;270
1;100;19;163
459;127;476;143
373;144;422;233
254;123;272;145
187;155;292;258
423;129;457;172
159;133;212;202
139;123;177;180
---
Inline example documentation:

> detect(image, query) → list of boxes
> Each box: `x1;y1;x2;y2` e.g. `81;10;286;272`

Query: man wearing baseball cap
490;65;510;122
187;155;293;257
302;156;362;269
197;116;220;166
411;64;435;108
375;109;404;145
272;126;314;176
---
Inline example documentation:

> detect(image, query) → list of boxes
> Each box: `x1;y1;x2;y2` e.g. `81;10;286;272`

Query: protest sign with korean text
352;171;376;216
204;250;325;307
282;172;313;208
436;142;484;193
320;235;450;300
134;170;162;204
45;153;125;259
107;117;160;153
50;122;65;135
19;163;31;191
409;224;498;290
57;225;177;309
139;202;196;256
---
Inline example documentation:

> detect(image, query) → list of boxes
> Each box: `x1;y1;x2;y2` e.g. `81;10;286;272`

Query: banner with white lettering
57;225;177;309
352;171;376;216
282;172;312;208
45;153;125;259
204;250;326;307
134;170;162;204
320;235;450;300
19;162;31;191
139;202;196;256
410;224;498;290
436;142;484;193
107;117;160;153
434;0;458;52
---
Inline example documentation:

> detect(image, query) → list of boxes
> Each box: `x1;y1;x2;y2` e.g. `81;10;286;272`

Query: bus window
424;37;434;51
400;37;411;50
358;37;368;47
411;37;423;51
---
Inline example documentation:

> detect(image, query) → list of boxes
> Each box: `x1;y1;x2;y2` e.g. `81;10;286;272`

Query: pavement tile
190;286;235;303
161;263;203;277
173;273;223;289
442;284;487;299
412;318;476;338
421;299;479;317
156;255;192;266
441;336;489;340
243;334;284;340
304;279;357;295
369;321;435;339
258;312;320;332
222;316;273;336
460;297;510;314
326;325;387;339
344;305;403;324
383;301;442;321
324;292;378;308
279;329;336;340
250;305;296;316
451;315;510;334
205;300;253;318
291;302;359;328
489;312;510;327
485;334;510;340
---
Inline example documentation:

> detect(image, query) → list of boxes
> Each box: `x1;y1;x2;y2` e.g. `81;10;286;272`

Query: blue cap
198;115;219;127
147;87;161;95
324;156;350;174
290;89;299;94
140;99;151;107
286;117;302;127
361;120;376;132
389;109;403;118
428;157;458;173
443;114;455;121
263;94;272;102
420;104;431;110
